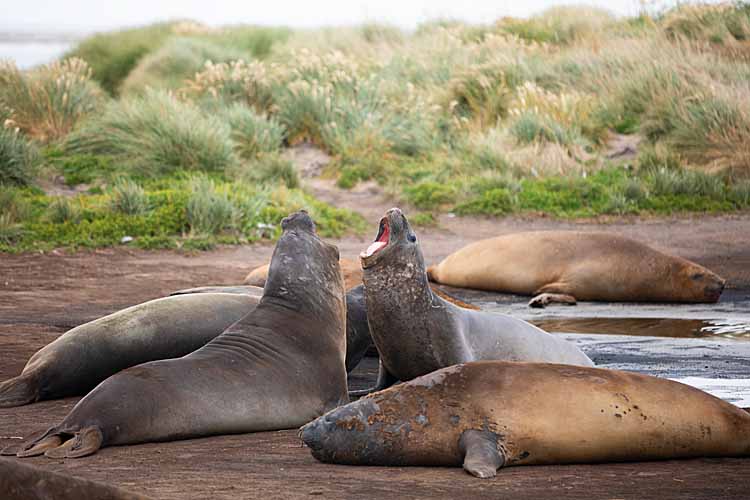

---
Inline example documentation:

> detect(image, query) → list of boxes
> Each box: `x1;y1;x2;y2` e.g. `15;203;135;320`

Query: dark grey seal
5;210;349;458
357;208;593;394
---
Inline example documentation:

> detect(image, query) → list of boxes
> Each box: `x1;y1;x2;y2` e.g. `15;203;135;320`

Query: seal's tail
0;373;38;408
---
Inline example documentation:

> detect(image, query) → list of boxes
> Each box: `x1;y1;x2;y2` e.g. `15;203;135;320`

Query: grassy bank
1;3;749;251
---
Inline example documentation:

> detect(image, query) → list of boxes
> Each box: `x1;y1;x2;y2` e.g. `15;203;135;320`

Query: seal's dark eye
408;234;417;243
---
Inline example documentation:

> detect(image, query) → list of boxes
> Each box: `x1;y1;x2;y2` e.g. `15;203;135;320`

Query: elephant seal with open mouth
357;208;592;394
4;210;348;458
302;361;750;478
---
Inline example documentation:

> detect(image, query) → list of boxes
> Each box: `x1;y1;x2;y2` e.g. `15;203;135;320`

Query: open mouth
361;217;390;258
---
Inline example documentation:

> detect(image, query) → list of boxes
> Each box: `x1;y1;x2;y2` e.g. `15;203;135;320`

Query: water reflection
533;317;750;341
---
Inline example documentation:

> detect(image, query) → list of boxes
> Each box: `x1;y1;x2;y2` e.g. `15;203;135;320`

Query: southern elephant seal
170;284;372;373
244;257;363;290
0;457;150;500
426;231;726;307
302;361;750;478
357;208;592;394
0;293;260;408
5;210;348;458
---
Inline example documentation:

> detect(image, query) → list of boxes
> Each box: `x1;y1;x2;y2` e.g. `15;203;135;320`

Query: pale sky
2;0;687;33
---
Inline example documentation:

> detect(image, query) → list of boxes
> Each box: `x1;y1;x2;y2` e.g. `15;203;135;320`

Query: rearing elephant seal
426;231;726;307
6;210;348;458
357;208;592;394
0;292;260;408
302;360;750;478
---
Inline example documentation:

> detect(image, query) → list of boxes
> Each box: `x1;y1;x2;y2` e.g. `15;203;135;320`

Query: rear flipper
459;430;505;479
0;372;40;408
10;426;103;459
528;293;577;308
348;359;398;398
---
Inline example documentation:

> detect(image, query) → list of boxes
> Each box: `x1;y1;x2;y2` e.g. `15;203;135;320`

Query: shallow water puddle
533;317;750;341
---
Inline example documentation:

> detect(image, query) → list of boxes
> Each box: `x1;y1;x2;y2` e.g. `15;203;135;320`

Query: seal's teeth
364;241;386;258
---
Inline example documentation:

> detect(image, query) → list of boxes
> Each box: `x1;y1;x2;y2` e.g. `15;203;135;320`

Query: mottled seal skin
244;258;363;290
0;457;150;500
426;231;726;307
302;361;750;478
6;211;349;459
170;284;371;373
358;208;592;393
0;293;259;408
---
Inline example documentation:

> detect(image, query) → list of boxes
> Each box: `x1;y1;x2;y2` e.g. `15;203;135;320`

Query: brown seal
4;211;348;458
426;231;726;307
302;360;750;478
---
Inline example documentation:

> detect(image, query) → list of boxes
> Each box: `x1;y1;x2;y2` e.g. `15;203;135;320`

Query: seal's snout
281;210;316;233
705;278;726;301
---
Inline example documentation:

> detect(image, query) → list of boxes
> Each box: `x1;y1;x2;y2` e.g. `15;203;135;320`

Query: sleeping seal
426;231;726;307
5;210;348;458
302;361;750;478
0;292;260;407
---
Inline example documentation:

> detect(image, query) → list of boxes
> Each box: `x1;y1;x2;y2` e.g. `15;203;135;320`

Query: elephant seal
302;360;750;478
6;211;348;458
357;208;592;394
244;257;363;290
426;231;726;307
0;293;259;408
170;284;372;373
0;457;150;500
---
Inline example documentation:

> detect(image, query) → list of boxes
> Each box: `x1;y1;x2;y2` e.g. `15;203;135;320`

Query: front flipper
459;430;505;479
528;293;577;308
45;427;103;459
348;359;398;398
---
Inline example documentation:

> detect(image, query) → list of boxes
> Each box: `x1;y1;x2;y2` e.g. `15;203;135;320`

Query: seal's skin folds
302;361;750;476
427;231;726;304
5;211;349;458
359;208;592;390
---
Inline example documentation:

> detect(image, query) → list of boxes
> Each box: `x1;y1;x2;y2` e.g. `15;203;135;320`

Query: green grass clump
47;197;81;223
120;37;248;94
497;6;615;44
0;127;38;185
237;154;300;188
0;59;104;142
403;181;457;209
65;90;236;177
222;104;286;159
662;3;750;47
509;112;578;145
109;178;149;215
186;176;236;235
65;22;176;94
409;212;438;227
44;150;115;186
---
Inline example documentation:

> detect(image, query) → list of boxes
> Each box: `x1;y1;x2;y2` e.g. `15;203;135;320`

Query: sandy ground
2;167;750;498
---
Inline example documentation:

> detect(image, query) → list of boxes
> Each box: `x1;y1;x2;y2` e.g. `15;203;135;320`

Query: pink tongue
364;241;386;257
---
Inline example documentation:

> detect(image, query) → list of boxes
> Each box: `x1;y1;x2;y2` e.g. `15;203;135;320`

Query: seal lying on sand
426;231;726;307
4;211;349;458
302;360;750;478
357;208;592;394
245;258;363;290
0;292;260;408
0;457;150;500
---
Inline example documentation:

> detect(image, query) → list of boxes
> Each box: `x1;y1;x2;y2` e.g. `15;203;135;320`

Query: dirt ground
2;175;750;498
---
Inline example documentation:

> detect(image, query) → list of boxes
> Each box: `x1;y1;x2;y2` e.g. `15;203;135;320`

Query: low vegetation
2;3;749;253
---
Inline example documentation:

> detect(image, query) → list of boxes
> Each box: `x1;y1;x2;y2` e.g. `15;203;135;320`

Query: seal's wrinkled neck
263;212;344;321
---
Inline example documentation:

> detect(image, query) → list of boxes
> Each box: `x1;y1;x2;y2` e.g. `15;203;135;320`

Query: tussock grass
120;38;248;94
65;90;237;176
0;59;104;142
65;22;176;94
47;197;82;223
109;178;149;215
221;104;286;159
0;127;38;185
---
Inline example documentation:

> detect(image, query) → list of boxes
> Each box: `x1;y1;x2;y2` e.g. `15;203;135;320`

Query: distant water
0;41;73;69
